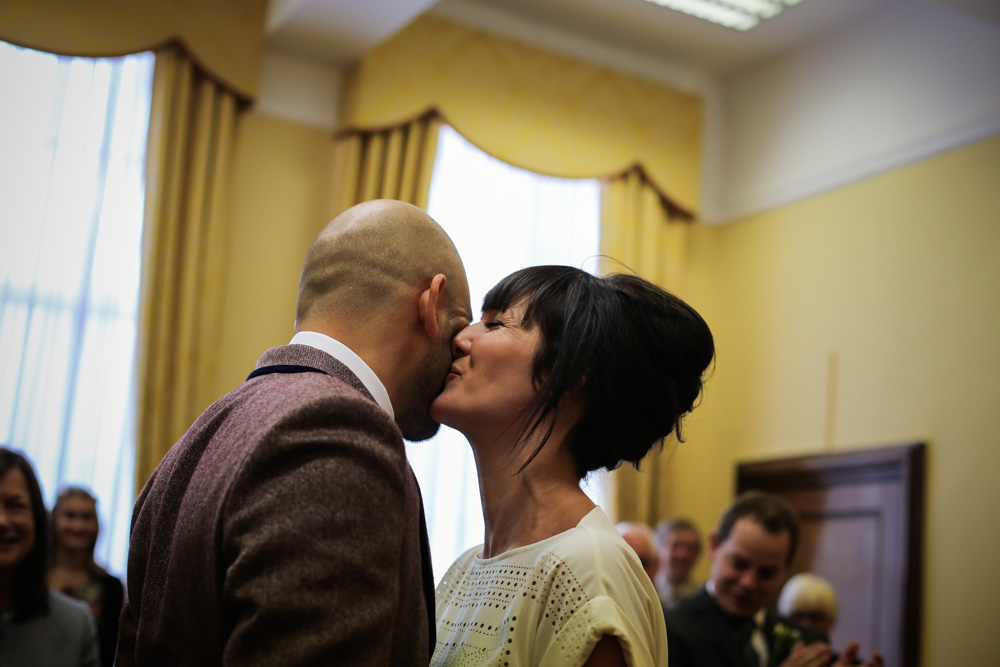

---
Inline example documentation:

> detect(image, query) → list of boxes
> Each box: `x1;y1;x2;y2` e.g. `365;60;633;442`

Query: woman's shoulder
555;507;639;571
96;570;124;590
435;544;482;593
490;508;642;594
436;508;644;596
95;570;125;610
47;589;92;622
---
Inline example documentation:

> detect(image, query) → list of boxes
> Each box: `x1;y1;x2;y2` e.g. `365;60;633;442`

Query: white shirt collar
289;331;394;420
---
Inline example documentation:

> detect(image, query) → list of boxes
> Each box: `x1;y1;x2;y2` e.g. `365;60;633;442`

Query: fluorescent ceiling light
643;0;805;31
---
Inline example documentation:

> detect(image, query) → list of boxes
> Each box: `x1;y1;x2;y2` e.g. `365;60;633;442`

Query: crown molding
719;109;1000;222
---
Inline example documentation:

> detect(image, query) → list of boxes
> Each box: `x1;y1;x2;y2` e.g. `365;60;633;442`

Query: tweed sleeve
219;392;411;665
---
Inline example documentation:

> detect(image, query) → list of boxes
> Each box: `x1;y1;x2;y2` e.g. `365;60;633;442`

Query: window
406;125;607;580
0;42;154;576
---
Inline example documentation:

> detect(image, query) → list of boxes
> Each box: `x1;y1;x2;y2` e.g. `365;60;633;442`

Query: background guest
48;487;124;667
617;521;660;582
664;491;882;667
654;517;703;607
0;447;98;666
778;572;839;636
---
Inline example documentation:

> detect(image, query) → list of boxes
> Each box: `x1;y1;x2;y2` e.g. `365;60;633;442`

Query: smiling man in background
664;491;883;667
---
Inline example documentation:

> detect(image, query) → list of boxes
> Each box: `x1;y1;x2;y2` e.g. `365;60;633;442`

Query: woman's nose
451;322;478;357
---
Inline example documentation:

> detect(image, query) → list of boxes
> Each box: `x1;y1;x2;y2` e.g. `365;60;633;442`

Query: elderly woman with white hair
777;572;839;636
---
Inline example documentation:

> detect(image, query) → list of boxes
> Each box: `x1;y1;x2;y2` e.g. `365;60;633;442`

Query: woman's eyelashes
481;310;505;330
482;306;526;331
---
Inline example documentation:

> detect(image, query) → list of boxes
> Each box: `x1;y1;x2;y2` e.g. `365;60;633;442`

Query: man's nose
739;570;760;590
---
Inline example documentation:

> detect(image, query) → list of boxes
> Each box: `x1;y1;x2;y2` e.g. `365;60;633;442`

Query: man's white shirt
290;331;394;420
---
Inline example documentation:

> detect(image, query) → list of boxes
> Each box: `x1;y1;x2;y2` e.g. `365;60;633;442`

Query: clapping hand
781;639;884;667
780;641;833;667
833;641;884;667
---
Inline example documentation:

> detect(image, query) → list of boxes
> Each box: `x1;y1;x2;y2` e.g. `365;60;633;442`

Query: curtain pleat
134;46;237;489
331;111;442;212
602;167;690;526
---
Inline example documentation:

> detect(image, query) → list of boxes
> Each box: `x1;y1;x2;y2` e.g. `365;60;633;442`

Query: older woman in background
778;572;839;636
0;447;97;666
49;487;124;667
429;266;715;667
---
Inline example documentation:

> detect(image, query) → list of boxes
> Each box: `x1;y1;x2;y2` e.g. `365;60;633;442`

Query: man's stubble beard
395;336;452;442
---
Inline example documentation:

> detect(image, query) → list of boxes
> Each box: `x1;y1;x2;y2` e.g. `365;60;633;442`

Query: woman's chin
430;404;469;436
428;400;450;427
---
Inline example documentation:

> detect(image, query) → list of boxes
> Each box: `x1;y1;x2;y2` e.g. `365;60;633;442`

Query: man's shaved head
296;199;471;441
297;200;467;331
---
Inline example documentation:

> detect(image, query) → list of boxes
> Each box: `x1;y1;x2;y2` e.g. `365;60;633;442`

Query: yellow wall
207;111;337;402
675;134;1000;664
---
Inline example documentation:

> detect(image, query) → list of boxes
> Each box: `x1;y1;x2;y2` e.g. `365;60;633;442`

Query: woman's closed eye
484;319;503;330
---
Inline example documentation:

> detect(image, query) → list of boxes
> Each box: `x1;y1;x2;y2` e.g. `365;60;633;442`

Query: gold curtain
1;0;265;489
134;46;239;487
340;14;703;214
331;109;443;212
601;167;691;526
0;0;267;100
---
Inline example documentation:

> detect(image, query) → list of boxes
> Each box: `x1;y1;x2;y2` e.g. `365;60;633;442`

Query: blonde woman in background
49;487;124;667
778;573;839;636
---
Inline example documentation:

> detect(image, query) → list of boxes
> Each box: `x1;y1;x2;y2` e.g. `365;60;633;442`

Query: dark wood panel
799;507;881;652
737;443;925;667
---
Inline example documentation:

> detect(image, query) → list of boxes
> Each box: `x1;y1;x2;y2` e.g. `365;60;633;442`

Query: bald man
117;200;471;666
616;521;660;582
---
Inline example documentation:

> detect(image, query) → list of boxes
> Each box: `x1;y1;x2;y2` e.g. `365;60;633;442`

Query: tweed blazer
116;344;435;666
664;587;827;667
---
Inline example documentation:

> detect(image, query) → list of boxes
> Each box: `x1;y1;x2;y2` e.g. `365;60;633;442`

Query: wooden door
737;443;925;667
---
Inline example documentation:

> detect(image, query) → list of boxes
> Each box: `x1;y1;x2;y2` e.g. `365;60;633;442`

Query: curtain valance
340;14;703;216
0;0;267;101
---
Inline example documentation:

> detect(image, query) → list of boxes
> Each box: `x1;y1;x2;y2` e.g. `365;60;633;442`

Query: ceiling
265;0;900;78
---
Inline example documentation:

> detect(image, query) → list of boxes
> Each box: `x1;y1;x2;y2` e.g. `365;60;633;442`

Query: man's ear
708;531;719;557
417;273;447;339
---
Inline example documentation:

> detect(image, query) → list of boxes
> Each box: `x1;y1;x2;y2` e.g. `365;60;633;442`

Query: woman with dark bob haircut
0;447;98;666
429;266;714;667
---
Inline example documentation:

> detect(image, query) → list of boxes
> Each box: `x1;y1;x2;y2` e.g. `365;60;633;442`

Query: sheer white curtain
0;42;154;576
407;125;607;581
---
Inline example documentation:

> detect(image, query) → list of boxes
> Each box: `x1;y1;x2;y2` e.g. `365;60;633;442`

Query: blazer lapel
410;470;437;657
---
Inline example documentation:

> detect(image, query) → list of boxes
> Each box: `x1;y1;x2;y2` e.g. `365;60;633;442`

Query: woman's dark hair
0;447;50;621
49;486;106;577
482;265;715;476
